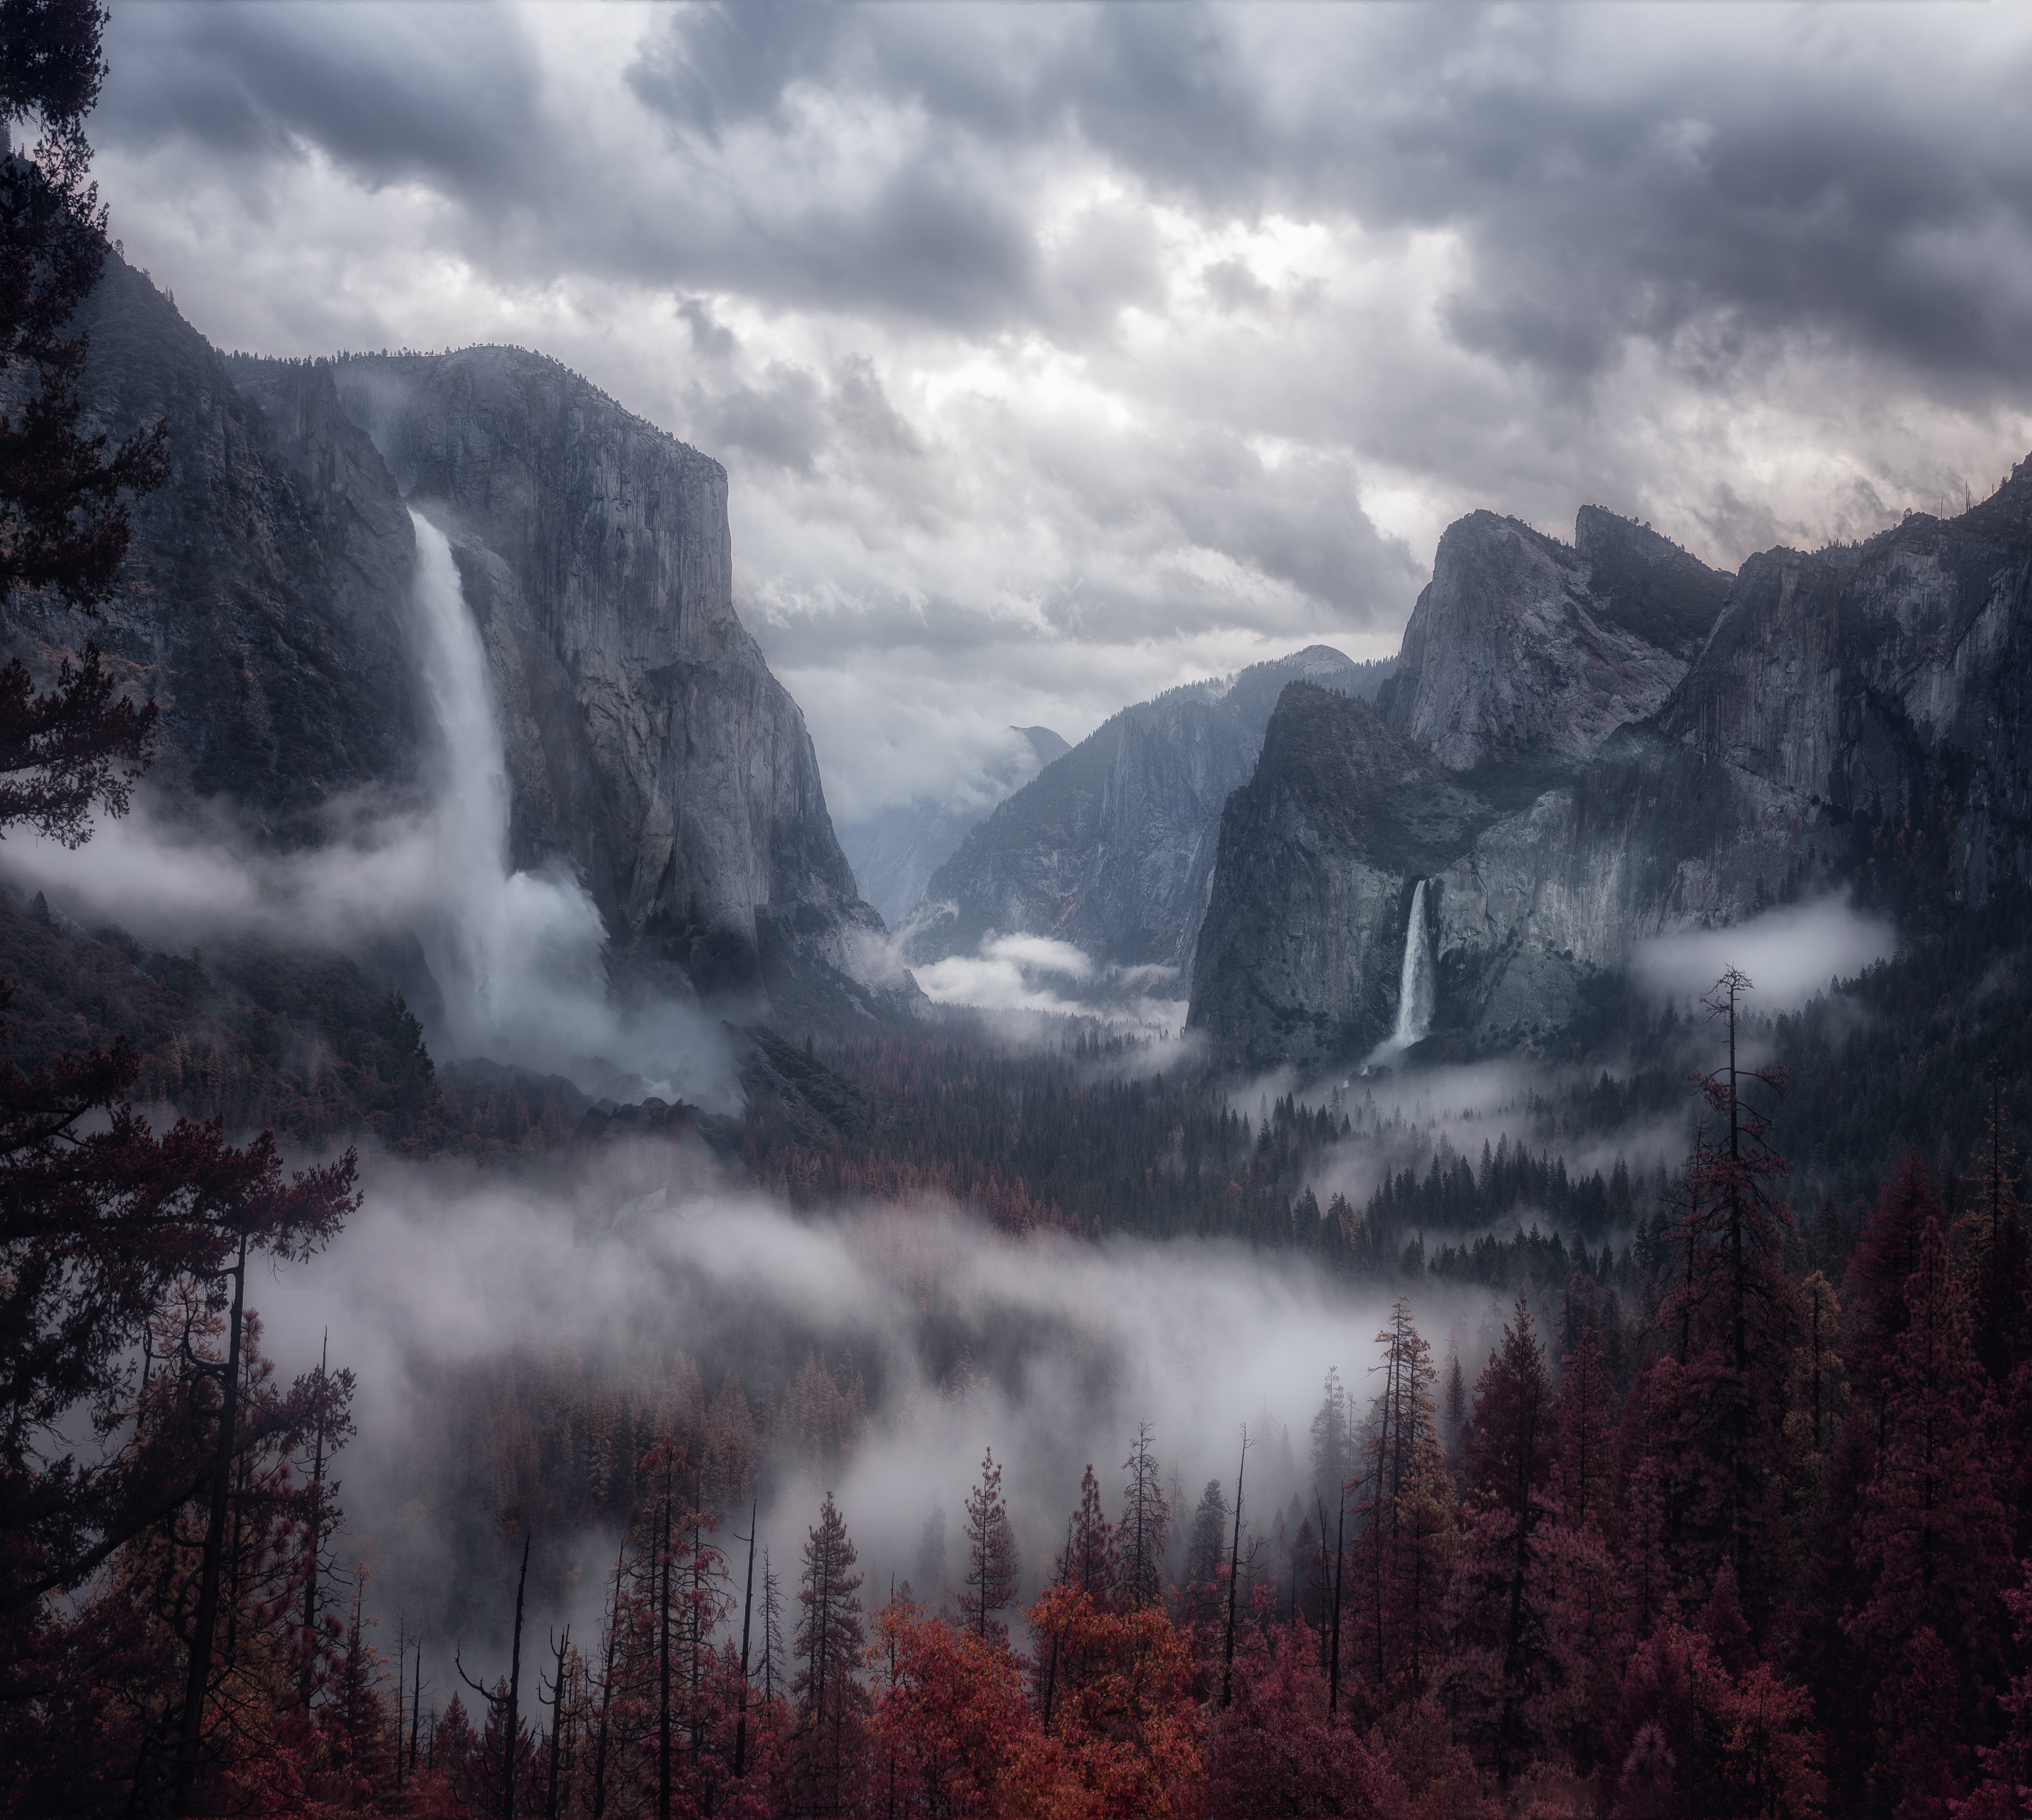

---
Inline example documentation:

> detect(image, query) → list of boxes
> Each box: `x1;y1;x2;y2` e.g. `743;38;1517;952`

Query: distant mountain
1191;487;2032;1069
839;725;1070;926
904;646;1396;976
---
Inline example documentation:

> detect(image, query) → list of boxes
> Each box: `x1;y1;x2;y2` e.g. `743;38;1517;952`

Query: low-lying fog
249;1146;1506;1683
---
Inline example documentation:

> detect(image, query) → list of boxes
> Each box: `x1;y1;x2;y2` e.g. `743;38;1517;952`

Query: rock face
838;725;1070;926
2;252;906;1030
297;348;909;1025
1377;510;1730;770
1186;685;1495;1069
908;646;1396;978
1191;479;2032;1070
3;255;428;833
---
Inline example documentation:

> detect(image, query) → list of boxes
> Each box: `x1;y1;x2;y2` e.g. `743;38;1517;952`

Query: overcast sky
95;1;2032;821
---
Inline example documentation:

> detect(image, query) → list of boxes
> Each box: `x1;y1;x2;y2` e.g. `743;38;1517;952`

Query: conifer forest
6;1;2032;1817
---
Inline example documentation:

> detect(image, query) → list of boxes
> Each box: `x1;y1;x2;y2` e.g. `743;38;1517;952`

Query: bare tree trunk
172;1233;248;1817
660;1489;673;1820
1220;1429;1246;1710
590;1542;625;1820
734;1503;756;1779
505;1532;530;1820
1327;1488;1345;1716
300;1330;329;1711
543;1624;570;1820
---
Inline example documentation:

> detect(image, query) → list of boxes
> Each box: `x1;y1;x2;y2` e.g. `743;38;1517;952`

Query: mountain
1373;508;1730;769
905;645;1397;977
1190;485;2032;1069
3;254;909;1034
838;724;1070;926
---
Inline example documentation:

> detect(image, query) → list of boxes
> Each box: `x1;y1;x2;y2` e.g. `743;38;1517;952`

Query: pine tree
791;1492;868;1816
1061;1463;1119;1610
1309;1366;1354;1500
1118;1422;1170;1614
1844;1150;1946;1439
1447;1293;1559;1788
961;1450;1018;1647
1180;1479;1230;1637
1651;968;1801;1612
1551;1326;1615;1531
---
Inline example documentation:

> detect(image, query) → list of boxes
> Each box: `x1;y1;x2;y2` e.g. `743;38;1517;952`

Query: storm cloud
90;1;2032;821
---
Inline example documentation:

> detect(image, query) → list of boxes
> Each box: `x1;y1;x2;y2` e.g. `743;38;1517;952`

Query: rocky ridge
1191;485;2032;1070
1375;509;1730;770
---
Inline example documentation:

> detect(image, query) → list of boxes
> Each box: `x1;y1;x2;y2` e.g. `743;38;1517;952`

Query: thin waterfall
407;509;609;1061
1392;879;1436;1047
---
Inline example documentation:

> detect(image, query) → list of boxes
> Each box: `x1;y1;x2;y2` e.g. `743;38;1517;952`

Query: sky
92;0;2032;822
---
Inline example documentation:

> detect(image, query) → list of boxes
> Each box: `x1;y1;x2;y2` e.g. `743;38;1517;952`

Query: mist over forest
6;3;2032;1820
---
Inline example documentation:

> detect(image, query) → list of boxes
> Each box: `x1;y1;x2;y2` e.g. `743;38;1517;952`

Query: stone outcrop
1376;510;1730;770
1190;478;2032;1070
1185;685;1494;1069
907;646;1395;978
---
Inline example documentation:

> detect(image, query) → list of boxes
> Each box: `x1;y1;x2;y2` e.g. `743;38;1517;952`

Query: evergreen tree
1061;1463;1118;1610
1448;1294;1559;1787
791;1492;868;1816
1652;969;1801;1613
1118;1422;1170;1614
960;1450;1018;1647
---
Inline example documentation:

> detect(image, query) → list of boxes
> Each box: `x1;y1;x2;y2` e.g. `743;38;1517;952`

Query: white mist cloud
909;931;1189;1031
250;1147;1484;1669
1630;895;1896;1012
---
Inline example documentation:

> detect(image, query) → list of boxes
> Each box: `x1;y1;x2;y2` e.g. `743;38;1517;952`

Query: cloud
1630;896;1897;1012
88;1;2032;817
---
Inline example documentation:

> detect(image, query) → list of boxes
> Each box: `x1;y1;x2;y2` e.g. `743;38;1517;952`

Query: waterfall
407;510;610;1063
1392;879;1436;1048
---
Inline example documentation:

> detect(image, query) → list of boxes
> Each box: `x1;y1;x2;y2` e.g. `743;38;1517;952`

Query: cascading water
406;510;611;1064
1391;878;1436;1048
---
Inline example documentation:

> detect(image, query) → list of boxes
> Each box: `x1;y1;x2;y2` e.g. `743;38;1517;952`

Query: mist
908;928;1190;1031
247;1143;1489;1680
1630;894;1896;1011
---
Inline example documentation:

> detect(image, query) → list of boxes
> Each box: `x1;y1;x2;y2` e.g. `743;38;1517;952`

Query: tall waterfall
1392;878;1436;1048
407;510;610;1063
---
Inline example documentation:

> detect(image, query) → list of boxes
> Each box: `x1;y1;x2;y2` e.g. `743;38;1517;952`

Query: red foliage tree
1204;1614;1396;1820
1850;1216;2014;1815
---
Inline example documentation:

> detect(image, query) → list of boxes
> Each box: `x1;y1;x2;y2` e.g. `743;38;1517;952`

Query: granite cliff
3;253;906;1034
1375;508;1730;769
1191;484;2032;1070
906;646;1396;980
